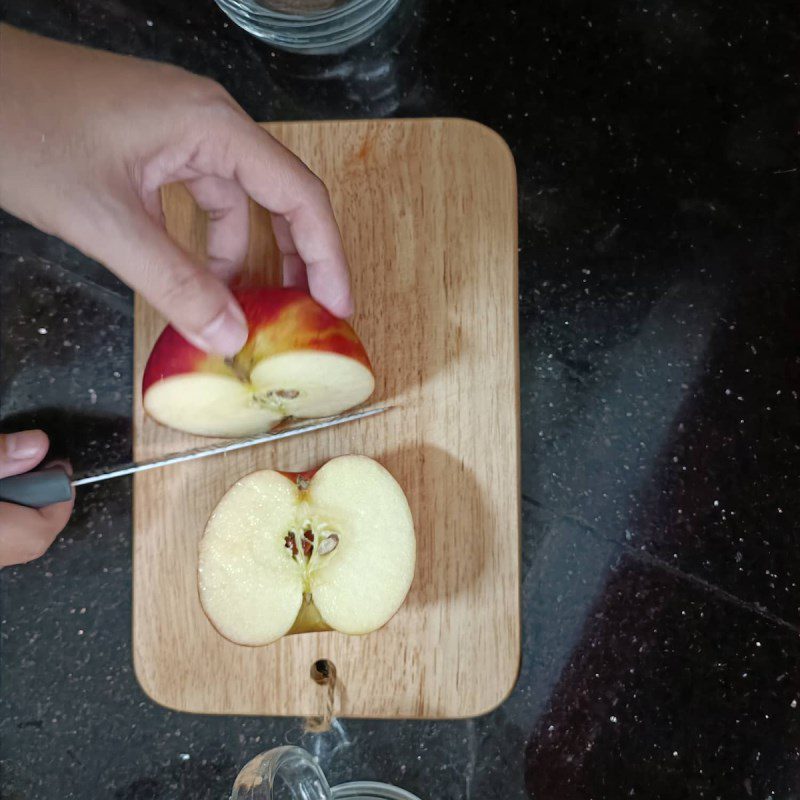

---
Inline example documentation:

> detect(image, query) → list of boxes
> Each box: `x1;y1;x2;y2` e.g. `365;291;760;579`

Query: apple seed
317;534;339;556
284;532;299;558
250;388;299;411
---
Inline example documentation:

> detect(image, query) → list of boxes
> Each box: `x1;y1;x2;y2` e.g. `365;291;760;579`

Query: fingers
282;253;310;292
0;430;73;567
186;175;249;283
271;213;309;292
221;120;353;316
90;207;248;356
0;498;74;567
0;429;49;479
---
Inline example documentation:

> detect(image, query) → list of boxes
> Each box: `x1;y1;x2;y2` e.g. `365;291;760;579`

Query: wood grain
132;118;520;718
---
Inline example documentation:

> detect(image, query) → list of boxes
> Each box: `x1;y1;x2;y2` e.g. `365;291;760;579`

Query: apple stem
224;357;250;383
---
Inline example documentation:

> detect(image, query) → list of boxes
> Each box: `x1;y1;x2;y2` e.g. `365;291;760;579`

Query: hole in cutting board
310;659;335;685
305;659;337;733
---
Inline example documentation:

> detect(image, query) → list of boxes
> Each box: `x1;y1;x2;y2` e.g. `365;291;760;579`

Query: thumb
90;209;248;356
0;430;49;479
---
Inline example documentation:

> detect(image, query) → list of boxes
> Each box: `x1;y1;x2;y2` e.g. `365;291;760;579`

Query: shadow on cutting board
375;442;489;609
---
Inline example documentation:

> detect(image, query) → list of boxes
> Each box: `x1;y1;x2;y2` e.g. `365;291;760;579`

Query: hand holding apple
0;24;352;358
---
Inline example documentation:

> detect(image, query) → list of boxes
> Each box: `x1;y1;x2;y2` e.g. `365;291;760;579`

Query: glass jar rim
240;0;387;23
332;781;421;800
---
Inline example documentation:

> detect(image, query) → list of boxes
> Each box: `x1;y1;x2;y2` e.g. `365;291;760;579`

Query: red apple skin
142;325;207;395
234;288;371;368
278;467;320;487
142;288;372;395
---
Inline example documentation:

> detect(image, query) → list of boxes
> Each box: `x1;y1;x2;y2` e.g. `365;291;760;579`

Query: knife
0;404;393;509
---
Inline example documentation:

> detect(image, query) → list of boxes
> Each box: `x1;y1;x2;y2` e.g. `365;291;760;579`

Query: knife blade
0;404;394;509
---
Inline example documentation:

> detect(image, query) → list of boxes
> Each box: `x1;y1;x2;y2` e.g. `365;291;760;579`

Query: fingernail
339;295;355;317
7;430;45;460
331;292;354;318
195;301;248;356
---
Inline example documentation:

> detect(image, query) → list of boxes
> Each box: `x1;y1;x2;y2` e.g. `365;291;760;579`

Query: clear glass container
230;746;421;800
213;0;403;54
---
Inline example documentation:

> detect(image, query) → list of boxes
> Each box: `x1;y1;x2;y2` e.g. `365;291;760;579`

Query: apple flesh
142;288;375;437
198;456;415;646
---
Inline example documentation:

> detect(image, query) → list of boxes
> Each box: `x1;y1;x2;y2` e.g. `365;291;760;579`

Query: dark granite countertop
1;1;799;798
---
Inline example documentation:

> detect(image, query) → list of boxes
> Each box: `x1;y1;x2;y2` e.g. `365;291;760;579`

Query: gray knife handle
0;467;73;509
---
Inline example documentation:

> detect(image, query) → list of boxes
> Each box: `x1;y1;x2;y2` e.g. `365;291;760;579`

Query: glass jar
231;745;421;800
213;0;403;54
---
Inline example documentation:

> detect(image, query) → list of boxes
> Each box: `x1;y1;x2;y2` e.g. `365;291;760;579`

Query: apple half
142;288;375;437
198;456;415;646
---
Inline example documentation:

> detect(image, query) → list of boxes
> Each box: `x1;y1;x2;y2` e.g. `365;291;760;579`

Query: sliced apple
142;288;375;437
198;456;415;646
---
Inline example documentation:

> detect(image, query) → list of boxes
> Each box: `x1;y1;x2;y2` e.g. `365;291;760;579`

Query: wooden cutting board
132;118;519;719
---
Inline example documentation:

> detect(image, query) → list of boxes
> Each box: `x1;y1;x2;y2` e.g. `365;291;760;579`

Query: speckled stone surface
1;1;799;798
